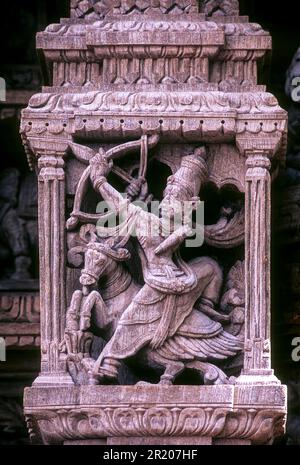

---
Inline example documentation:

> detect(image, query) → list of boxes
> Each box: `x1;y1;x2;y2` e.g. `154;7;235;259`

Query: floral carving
25;403;286;445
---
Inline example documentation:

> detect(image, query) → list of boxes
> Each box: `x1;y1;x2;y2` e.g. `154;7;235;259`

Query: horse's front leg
80;290;112;331
60;290;82;355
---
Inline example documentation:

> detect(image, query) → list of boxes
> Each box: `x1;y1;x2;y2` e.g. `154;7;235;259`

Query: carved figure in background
0;169;34;281
64;139;242;386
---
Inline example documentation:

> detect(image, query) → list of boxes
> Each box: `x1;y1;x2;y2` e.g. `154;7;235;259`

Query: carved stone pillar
33;142;72;386
236;137;282;385
21;2;288;445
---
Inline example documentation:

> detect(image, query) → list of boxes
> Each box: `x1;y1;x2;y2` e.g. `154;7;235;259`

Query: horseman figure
64;139;240;385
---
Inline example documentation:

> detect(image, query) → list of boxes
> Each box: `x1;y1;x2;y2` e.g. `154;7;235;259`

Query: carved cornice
37;18;270;61
37;20;224;61
45;17;267;39
41;21;268;37
20;90;287;157
23;90;285;115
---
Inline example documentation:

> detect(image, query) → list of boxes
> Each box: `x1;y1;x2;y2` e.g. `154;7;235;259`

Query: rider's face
159;182;186;232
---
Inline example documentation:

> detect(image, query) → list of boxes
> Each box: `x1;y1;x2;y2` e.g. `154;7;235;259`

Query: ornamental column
31;139;72;386
236;136;282;385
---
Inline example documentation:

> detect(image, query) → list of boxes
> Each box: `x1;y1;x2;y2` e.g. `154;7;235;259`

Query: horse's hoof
159;380;173;386
88;376;100;386
135;381;152;387
159;374;174;386
92;373;119;386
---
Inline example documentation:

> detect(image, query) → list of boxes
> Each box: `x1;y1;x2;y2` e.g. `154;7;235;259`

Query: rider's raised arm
90;152;125;212
90;152;138;215
95;176;129;212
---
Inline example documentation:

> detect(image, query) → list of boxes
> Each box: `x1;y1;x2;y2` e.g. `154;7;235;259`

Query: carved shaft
38;154;66;374
244;153;272;373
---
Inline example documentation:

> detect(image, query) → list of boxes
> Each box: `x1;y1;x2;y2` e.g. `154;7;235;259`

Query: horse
63;236;241;386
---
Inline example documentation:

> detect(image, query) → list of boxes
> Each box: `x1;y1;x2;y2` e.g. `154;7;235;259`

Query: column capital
245;153;271;171
27;137;70;160
26;137;69;179
236;135;282;159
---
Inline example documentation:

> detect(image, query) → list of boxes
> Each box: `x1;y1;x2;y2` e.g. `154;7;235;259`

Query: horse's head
79;236;131;293
80;242;111;288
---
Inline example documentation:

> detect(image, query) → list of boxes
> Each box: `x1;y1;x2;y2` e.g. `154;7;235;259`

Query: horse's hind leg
150;351;185;386
186;361;230;385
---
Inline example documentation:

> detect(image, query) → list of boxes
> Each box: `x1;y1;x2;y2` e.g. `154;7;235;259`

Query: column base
33;373;74;387
236;370;281;386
